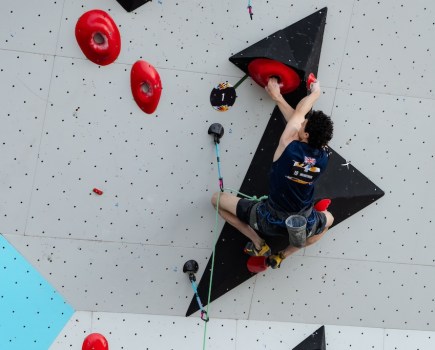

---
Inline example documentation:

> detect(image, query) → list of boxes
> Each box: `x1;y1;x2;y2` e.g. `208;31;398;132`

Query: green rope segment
232;74;249;90
201;188;267;349
223;187;268;202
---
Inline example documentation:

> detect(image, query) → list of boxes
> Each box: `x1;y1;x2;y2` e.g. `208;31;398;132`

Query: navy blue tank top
269;141;329;213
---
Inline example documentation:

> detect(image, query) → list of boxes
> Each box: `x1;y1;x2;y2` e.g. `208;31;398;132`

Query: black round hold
183;260;199;274
210;82;237;111
208;123;224;143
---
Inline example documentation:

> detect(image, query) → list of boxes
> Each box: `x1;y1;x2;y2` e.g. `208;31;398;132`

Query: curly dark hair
304;110;334;149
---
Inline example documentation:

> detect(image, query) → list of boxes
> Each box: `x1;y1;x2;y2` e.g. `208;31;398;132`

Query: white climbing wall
0;0;435;349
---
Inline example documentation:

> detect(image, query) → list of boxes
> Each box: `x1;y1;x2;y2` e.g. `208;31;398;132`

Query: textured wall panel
55;0;354;87
0;51;54;236
326;325;384;350
5;234;211;316
91;312;236;350
250;255;435;331
0;234;74;350
50;313;435;350
189;275;256;321
384;329;435;350
339;0;435;99
311;89;435;265
49;311;92;350
236;320;321;349
0;0;65;54
24;56;273;249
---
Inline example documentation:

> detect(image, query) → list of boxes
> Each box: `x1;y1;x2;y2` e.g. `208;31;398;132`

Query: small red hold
314;198;331;212
82;333;109;350
130;60;162;114
93;188;103;195
75;9;121;66
306;73;317;89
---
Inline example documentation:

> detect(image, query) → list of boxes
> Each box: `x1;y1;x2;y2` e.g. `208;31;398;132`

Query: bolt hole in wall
92;32;108;49
141;82;151;95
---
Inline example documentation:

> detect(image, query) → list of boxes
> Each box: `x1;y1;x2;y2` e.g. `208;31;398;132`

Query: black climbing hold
183;260;199;274
210;82;237;112
208;123;224;143
115;0;151;12
229;7;328;95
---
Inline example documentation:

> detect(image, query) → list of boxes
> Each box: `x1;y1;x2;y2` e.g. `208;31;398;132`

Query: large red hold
130;60;162;114
75;9;121;66
248;58;301;94
82;333;109;350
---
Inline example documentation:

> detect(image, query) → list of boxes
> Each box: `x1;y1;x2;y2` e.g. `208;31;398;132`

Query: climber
211;77;334;268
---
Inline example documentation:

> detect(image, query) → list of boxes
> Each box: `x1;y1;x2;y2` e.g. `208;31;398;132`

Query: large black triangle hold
115;0;151;12
229;7;327;79
293;326;326;350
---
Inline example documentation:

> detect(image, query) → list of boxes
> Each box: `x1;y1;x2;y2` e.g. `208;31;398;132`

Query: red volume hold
130;60;162;114
75;9;121;66
247;58;301;94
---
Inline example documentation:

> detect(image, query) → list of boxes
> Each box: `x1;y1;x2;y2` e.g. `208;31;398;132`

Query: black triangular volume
229;7;327;79
293;326;326;350
187;7;381;316
115;0;151;12
315;149;385;225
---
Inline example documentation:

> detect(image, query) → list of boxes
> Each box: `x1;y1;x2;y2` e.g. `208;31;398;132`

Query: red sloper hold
131;60;162;114
75;9;121;66
82;333;109;350
248;58;301;94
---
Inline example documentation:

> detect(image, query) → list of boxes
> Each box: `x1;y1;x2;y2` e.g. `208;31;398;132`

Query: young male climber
211;77;334;268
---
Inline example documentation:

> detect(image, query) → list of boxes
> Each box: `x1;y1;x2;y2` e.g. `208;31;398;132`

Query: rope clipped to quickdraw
247;0;253;20
201;190;221;349
197;123;267;349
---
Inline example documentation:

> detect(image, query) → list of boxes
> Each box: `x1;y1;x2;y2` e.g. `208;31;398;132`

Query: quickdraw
183;260;209;322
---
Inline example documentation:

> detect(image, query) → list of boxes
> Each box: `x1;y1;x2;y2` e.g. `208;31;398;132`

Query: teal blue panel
0;234;74;350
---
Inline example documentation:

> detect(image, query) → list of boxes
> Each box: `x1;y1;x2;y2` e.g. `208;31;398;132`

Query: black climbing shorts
236;198;327;238
236;198;258;225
